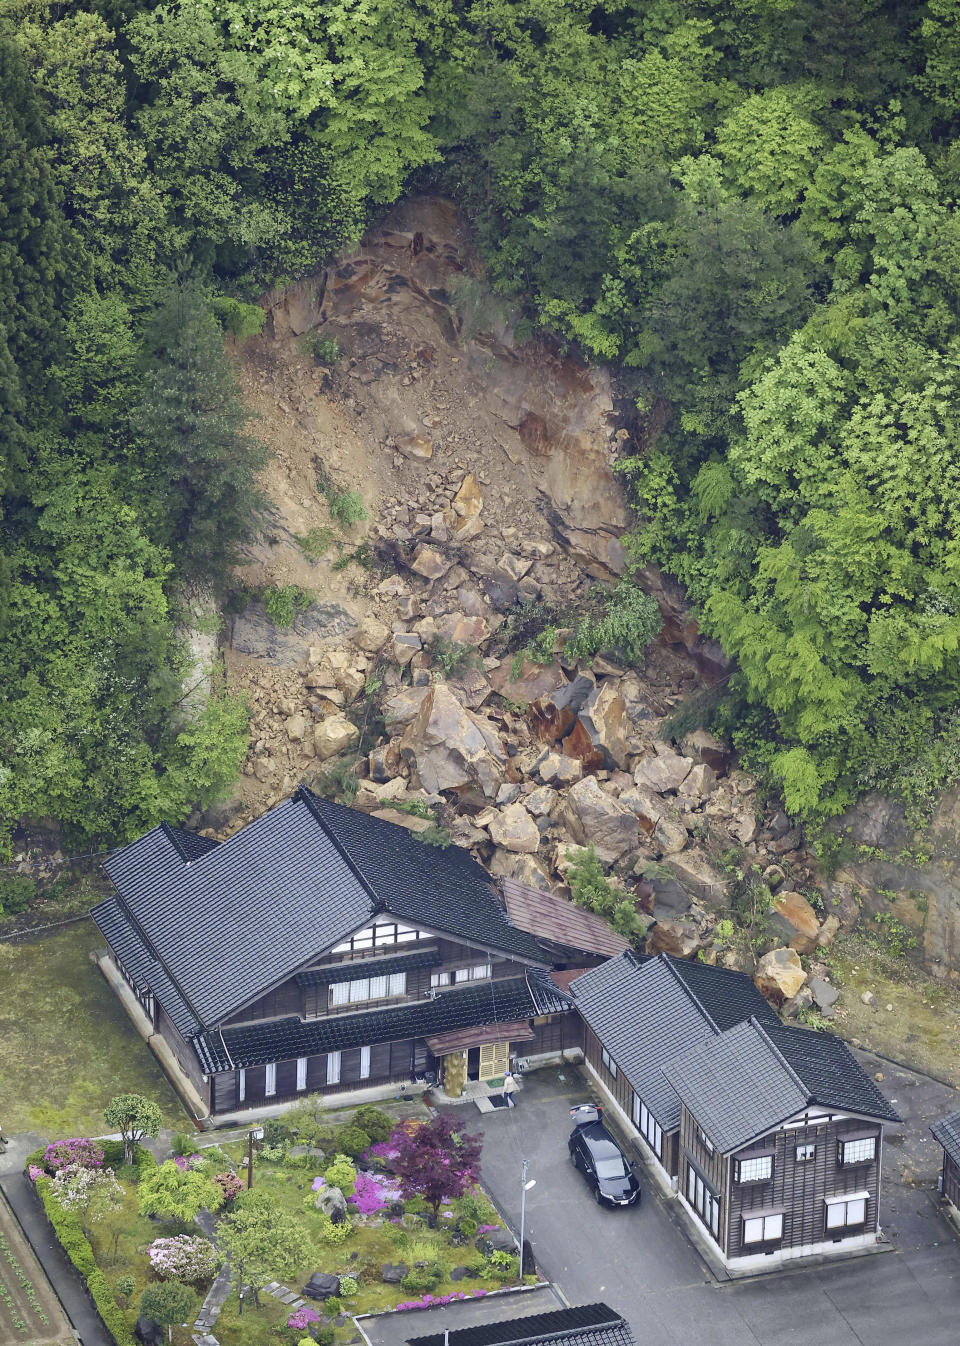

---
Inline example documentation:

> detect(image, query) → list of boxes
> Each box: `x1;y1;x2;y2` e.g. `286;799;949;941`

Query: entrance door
478;1041;509;1081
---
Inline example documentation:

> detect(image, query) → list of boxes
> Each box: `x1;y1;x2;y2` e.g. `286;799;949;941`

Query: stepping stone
290;1300;305;1309
279;1292;299;1304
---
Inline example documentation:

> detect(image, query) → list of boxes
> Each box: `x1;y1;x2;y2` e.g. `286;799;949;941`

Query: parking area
440;1062;960;1346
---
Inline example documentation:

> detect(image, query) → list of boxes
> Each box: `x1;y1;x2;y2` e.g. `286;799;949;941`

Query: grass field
0;920;185;1136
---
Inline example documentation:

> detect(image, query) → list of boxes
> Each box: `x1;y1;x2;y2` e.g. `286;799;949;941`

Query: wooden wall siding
224;978;303;1026
724;1119;881;1258
213;1037;428;1112
526;1012;581;1056
944;1153;960;1209
156;1004;207;1092
583;1026;634;1117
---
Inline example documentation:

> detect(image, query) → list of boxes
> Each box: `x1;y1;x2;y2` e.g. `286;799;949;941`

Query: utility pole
519;1160;536;1282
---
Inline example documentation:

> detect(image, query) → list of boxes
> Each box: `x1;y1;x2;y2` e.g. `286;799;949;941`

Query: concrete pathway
0;1171;114;1346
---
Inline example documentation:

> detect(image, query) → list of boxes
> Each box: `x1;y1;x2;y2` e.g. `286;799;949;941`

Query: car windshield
594;1155;628;1180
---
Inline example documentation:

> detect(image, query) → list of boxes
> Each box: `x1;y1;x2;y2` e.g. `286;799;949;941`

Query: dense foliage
3;0;959;838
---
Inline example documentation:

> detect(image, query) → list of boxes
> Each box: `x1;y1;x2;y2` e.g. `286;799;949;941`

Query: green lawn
0;920;185;1135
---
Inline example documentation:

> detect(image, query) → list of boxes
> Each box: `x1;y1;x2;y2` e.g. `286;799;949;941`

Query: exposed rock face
314;715;360;761
754;947;807;1003
681;729;731;775
768;889;821;953
488;802;540;853
231;601;358;664
400;683;506;797
646;918;703;958
561;775;639;864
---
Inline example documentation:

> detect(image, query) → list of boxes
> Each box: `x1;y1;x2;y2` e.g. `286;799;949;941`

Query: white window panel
360;1046;371;1079
264;1063;277;1096
472;964;491;980
796;1143;816;1162
350;977;370;1003
388;972;406;996
455;968;470;983
330;982;351;1007
839;1136;876;1165
369;975;388;999
395;928;419;943
847;1197;866;1225
327;1051;341;1085
296;1057;307;1091
601;1046;618;1079
238;1068;246;1103
743;1216;764;1245
826;1201;845;1229
743;1213;782;1245
737;1156;773;1183
431;972;450;987
824;1191;869;1230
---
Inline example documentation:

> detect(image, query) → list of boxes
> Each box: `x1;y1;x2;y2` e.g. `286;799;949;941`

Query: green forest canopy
2;0;960;850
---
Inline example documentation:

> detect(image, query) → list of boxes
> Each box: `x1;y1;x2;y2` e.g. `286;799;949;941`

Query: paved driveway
441;1064;960;1346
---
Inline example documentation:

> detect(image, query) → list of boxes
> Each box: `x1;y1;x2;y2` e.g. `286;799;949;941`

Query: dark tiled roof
667;957;779;1031
96;788;547;1029
664;1019;808;1153
193;974;561;1071
931;1109;960;1167
407;1303;635;1346
499;878;629;959
296;949;440;986
768;1023;901;1123
665;1017;902;1153
93;896;201;1037
568;952;723;1131
308;794;546;964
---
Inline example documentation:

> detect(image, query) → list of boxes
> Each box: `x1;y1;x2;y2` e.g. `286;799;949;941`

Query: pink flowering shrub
395;1291;484;1311
148;1235;221;1283
287;1308;322;1329
212;1171;244;1202
172;1153;204;1170
28;1165;44;1182
44;1139;104;1172
351;1171;401;1215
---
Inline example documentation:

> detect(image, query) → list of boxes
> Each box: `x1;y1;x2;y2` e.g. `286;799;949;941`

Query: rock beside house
754;947;808;1003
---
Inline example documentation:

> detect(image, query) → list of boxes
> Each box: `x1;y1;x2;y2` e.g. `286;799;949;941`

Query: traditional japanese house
406;1302;636;1346
930;1109;960;1222
92;786;596;1120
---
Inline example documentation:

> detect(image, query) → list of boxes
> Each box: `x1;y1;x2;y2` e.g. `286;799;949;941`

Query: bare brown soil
0;1191;72;1346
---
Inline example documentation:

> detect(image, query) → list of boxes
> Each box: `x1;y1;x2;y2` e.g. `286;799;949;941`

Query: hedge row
28;1143;158;1346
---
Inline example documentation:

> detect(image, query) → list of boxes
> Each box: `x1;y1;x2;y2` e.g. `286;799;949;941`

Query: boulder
816;914;841;948
286;714;308;742
681;729;730;775
646;918;702;958
400;684;507;798
303;1271;343;1301
477;1227;517;1255
390;632;422;666
754;948;807;1004
380;1263;409;1284
809;976;840;1011
488;802;540;854
633;748;693;794
654;815;688;855
411;545;453;580
685;764;717;800
352;616;390;654
488;850;552;888
452;474;483;519
395;433;433;460
435;614;488;647
371;807;433;834
538;752;583;786
733;811;758;845
577;681;631;770
315;1186;348;1220
382;685;430;729
135;1317;165;1346
524;785;556;818
617;787;664;835
488;659;567;707
663;849;728;904
769;890;821;953
314;715;360;761
561;775;640;865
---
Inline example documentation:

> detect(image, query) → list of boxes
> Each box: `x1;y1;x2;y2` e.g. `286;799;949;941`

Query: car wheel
594;1186;604;1205
569;1149;578;1168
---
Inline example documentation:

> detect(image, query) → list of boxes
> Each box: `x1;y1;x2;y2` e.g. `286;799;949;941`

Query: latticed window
735;1155;773;1183
838;1136;876;1166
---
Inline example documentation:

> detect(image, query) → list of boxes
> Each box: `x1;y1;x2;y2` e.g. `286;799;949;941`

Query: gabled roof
407;1303;636;1346
499;878;629;959
664;1017;901;1154
568;951;776;1132
931;1109;960;1168
94;788;547;1029
193;970;568;1072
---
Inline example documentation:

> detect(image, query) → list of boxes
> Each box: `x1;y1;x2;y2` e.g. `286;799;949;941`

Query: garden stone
303;1272;342;1300
135;1317;165;1346
450;1266;471;1282
316;1185;348;1220
477;1227;517;1254
380;1263;409;1284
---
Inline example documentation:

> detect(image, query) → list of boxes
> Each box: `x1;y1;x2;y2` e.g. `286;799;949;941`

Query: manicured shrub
334;1126;370;1160
115;1274;136;1304
317;1213;353;1245
353;1106;392;1144
0;876;35;915
322;1296;342;1317
400;1265;444;1295
337;1275;358;1297
212;1171;244;1202
323;1155;356;1195
457;1217;478;1238
139;1281;197;1340
148;1235;221;1283
171;1133;198;1158
44;1138;105;1172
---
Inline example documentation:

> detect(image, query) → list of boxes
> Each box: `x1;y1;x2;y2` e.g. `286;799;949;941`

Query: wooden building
570;951;901;1267
930;1110;960;1220
92;787;604;1120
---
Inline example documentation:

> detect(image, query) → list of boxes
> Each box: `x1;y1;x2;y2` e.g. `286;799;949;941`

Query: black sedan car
568;1104;641;1208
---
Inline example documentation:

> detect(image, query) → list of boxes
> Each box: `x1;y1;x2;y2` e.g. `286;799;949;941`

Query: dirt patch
0;1190;73;1345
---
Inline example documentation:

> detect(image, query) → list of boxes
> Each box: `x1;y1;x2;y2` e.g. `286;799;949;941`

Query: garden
27;1097;531;1346
0;1189;72;1345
